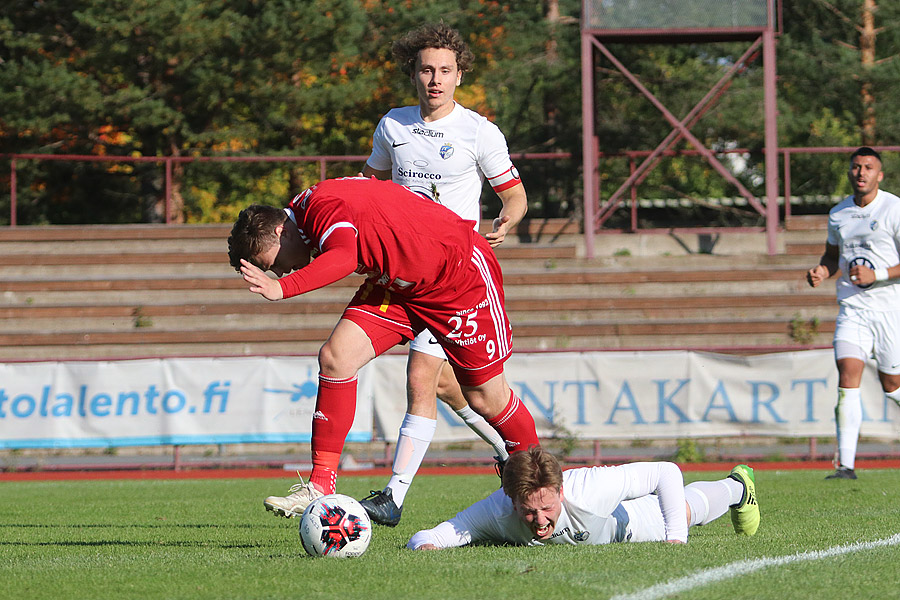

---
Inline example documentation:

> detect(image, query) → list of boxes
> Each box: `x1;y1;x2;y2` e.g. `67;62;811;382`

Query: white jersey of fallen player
366;102;519;228
406;462;688;549
827;189;900;311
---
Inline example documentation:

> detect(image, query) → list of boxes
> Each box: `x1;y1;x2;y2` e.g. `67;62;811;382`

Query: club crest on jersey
439;143;454;159
572;531;590;542
848;256;876;288
870;220;879;231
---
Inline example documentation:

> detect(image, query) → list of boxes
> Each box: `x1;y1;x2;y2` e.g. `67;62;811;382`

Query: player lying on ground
227;176;540;517
408;446;759;549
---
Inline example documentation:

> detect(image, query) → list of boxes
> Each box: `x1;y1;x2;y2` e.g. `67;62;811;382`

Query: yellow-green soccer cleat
728;464;759;536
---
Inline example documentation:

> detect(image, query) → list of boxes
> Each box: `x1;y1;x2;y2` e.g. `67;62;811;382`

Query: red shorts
342;237;512;386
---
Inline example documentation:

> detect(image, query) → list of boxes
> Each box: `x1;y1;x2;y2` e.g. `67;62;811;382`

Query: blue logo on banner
264;368;318;403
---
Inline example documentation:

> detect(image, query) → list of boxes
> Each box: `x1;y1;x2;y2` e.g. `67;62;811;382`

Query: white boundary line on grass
611;533;900;600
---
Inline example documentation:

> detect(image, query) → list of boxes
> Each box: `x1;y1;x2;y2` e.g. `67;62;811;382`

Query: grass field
2;467;899;600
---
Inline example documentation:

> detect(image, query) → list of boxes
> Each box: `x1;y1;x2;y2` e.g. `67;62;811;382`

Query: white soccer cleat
263;475;323;518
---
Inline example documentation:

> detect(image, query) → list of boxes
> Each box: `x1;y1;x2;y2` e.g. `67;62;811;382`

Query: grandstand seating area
0;217;834;361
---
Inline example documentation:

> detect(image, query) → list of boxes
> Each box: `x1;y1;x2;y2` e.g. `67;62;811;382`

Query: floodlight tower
581;0;781;256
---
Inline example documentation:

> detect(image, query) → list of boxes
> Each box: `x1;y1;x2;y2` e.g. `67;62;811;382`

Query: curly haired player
359;22;528;527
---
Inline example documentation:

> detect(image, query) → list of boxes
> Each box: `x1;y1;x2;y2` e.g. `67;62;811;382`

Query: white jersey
827;189;900;311
407;462;688;549
366;103;520;227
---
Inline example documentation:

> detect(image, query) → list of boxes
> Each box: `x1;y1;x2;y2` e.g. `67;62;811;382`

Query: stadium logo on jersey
439;143;454;159
412;126;444;138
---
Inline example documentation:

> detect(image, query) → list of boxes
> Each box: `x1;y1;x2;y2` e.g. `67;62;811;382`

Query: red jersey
279;177;477;299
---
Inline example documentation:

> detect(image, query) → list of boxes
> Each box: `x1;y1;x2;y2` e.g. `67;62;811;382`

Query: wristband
874;268;889;282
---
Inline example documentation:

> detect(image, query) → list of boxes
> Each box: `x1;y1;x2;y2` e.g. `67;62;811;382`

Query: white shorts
621;495;667;543
409;329;448;360
833;305;900;375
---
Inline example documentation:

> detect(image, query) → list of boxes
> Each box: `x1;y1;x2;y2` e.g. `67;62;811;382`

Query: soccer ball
299;494;372;558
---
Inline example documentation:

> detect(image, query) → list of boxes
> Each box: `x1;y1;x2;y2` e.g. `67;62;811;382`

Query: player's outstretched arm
485;183;527;248
407;520;470;550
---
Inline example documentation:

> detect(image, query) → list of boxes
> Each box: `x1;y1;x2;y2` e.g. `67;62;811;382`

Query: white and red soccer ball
299;494;372;558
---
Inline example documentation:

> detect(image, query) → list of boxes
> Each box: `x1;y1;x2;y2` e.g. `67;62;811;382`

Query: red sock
309;374;358;494
487;389;540;454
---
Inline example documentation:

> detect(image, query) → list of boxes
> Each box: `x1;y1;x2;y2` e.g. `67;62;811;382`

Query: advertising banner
0;357;373;448
371;349;899;442
1;350;897;449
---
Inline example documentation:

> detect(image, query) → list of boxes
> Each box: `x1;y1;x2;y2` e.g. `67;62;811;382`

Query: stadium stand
0;218;833;361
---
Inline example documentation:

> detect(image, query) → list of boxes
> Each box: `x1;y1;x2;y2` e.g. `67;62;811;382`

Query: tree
778;0;900;201
2;0;566;224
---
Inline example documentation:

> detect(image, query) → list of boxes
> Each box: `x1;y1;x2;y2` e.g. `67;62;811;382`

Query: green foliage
1;0;584;224
789;314;820;345
671;438;705;463
131;306;153;329
3;1;900;225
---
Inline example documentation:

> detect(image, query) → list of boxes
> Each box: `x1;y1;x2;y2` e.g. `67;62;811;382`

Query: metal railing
5;145;899;234
2;152;571;226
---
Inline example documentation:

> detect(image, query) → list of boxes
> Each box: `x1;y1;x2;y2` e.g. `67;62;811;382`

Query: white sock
386;414;436;507
835;387;862;470
455;404;509;461
885;386;900;410
684;479;742;526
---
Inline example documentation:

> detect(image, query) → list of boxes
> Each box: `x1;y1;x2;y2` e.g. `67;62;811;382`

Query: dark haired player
807;147;900;479
227;176;539;517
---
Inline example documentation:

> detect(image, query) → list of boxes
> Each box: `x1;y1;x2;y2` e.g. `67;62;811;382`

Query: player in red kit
227;176;541;517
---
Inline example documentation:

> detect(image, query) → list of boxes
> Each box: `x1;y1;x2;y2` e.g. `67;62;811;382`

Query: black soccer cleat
359;488;403;527
494;455;507;479
825;466;857;480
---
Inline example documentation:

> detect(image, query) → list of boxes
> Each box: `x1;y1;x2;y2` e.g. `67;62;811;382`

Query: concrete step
0;219;581;248
784;242;826;256
784;214;827;231
0;295;838;334
0;273;826;309
0;331;834;361
1;242;578;263
0;221;844;361
0;244;580;280
0;317;834;361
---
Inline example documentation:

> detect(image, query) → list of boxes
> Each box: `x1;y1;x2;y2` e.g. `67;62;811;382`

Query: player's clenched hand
240;259;284;301
485;215;512;248
413;543;439;550
847;264;876;287
806;264;829;288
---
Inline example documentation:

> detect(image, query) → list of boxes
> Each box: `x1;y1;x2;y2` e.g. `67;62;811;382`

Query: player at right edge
806;147;900;479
